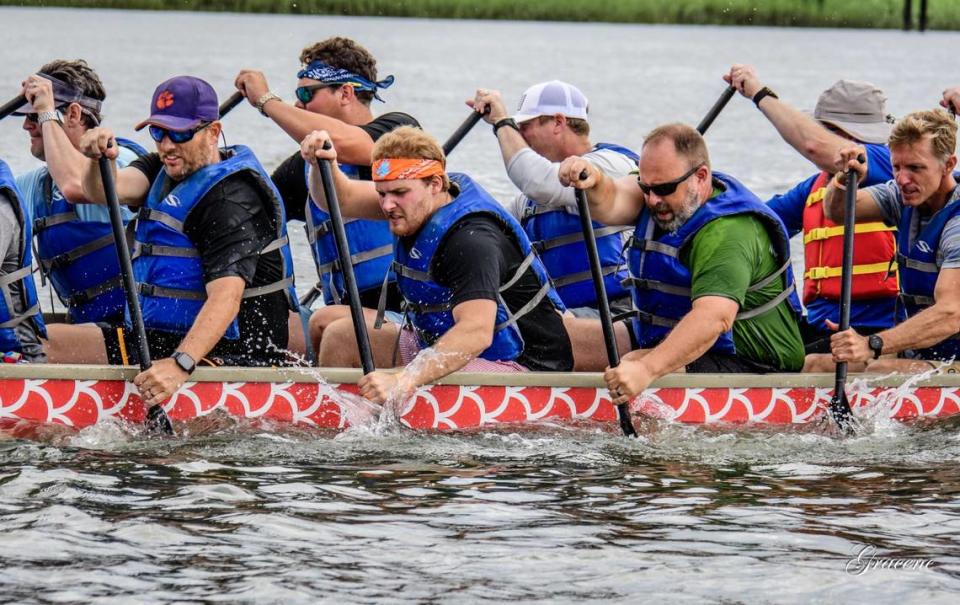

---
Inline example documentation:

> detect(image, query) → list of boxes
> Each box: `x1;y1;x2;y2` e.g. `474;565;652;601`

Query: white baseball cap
513;80;589;124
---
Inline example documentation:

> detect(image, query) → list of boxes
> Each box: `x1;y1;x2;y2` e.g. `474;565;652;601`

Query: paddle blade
828;387;856;435
146;403;174;435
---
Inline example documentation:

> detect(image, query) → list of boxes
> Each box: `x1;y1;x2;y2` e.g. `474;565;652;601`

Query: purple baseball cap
134;75;219;132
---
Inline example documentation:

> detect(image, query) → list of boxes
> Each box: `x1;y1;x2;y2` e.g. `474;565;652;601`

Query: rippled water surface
3;7;960;603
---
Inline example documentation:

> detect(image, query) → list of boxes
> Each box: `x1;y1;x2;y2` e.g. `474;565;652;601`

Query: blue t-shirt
15;145;138;226
766;143;895;332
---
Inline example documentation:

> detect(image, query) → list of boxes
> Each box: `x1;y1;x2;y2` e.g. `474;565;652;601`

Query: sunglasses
637;163;703;197
23;103;72;124
148;122;211;144
295;83;339;104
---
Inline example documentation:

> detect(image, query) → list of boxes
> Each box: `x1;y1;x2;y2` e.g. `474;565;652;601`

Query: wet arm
622;296;739;379
80;160;150;207
174;276;245;361
306;160;382;220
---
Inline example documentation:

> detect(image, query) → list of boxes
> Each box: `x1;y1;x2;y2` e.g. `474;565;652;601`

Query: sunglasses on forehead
294;83;341;104
148;122;211;144
636;163;703;197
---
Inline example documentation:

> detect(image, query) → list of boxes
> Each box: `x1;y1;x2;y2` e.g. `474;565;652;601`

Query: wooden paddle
0;94;26;120
696;86;736;135
218;91;244;118
316;141;375;374
98;145;173;435
574;171;637;437
828;160;863;434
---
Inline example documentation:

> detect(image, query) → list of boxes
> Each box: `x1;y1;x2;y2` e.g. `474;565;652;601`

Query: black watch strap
868;334;884;360
493;117;520;135
172;351;197;374
752;86;779;108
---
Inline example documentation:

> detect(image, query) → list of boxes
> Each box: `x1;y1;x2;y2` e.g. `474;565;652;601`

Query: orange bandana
372;158;444;182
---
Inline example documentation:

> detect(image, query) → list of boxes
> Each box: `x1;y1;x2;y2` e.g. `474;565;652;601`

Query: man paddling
558;123;805;403
829;110;960;372
0;159;47;362
725;66;897;367
470;82;637;371
301;126;573;403
234;37;420;358
51;76;300;406
13;61;145;349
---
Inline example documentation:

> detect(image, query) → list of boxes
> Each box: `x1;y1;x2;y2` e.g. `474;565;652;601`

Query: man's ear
64;102;84;127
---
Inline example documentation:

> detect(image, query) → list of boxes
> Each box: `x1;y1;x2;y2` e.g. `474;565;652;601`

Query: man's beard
652;189;700;233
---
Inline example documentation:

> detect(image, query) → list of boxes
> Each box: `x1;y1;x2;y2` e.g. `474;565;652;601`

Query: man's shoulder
584;145;637;178
14;166;47;200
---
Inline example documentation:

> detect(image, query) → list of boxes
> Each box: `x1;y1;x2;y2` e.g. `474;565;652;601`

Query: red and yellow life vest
801;171;898;304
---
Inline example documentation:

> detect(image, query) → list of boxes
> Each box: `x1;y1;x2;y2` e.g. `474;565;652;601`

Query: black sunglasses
148;122;211;144
637;163;703;197
295;83;339;104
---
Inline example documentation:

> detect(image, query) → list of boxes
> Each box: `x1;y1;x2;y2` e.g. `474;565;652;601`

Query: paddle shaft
442;110;485;156
316;150;376;374
98;152;172;434
574;173;637;437
0;94;26;120
218;91;244;118
696;86;736;135
829;167;860;430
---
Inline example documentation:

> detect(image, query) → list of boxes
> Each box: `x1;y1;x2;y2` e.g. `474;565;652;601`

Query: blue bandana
296;60;395;103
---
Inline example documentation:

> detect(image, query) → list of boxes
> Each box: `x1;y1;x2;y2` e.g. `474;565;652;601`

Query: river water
1;7;960;603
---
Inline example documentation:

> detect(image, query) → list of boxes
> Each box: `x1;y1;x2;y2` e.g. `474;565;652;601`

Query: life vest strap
317;243;394;274
500;251;537;292
241;275;295;299
748;259;790;292
141;208;186;233
553;265;620;288
0;302;40;329
900;292;935;308
68;276;123;305
628;236;680;258
804;261;899;281
494;281;553;333
132;241;200;259
736;282;796;320
612;309;679;329
33;211;79;233
260;235;288;255
621;276;691;297
138;282;206;301
0;266;32;288
802;222;895;244
897;252;938;274
42;233;116;270
533;225;631;253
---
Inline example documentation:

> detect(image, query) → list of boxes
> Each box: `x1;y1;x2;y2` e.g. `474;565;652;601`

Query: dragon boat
0;365;958;431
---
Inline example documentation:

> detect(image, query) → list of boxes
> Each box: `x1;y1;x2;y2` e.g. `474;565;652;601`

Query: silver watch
36;110;63;126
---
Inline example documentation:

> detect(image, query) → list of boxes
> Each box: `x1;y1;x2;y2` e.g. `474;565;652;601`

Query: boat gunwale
0;364;955;389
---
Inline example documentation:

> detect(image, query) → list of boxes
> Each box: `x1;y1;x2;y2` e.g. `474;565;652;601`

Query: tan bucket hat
813;80;893;145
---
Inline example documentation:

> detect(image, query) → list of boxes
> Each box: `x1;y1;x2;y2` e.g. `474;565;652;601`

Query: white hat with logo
513;80;589;124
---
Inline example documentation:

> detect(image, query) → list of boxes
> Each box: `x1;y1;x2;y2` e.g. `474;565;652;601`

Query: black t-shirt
271;111;421;221
401;209;573;372
129;152;290;365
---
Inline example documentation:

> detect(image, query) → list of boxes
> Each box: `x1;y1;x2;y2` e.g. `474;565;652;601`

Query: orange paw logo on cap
156;91;175;110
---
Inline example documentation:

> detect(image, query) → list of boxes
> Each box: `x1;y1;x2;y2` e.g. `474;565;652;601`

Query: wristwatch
36;110;63;126
868;334;884;359
255;91;282;116
493;117;520;135
752;86;779;108
171;351;197;374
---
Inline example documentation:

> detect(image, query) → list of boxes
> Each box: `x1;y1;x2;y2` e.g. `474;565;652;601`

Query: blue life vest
0;160;47;352
33;137;146;324
521;142;638;309
896;183;960;360
133;145;299;339
624;171;801;353
304;162;395;305
394;173;564;362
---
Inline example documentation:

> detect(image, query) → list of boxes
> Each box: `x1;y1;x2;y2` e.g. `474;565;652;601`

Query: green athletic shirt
679;210;805;372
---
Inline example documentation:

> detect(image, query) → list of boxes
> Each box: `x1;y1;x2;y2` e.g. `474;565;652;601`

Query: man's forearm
506;148;574;209
307;161;381;219
623;302;732;380
174;278;244;361
42;123;92;202
266;103;373;165
877;304;960;355
759;97;845;172
400;319;492;388
80;157;109;205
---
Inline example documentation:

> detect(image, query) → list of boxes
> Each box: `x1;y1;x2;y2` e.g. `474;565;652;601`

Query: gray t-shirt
868;179;960;269
0;191;45;362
